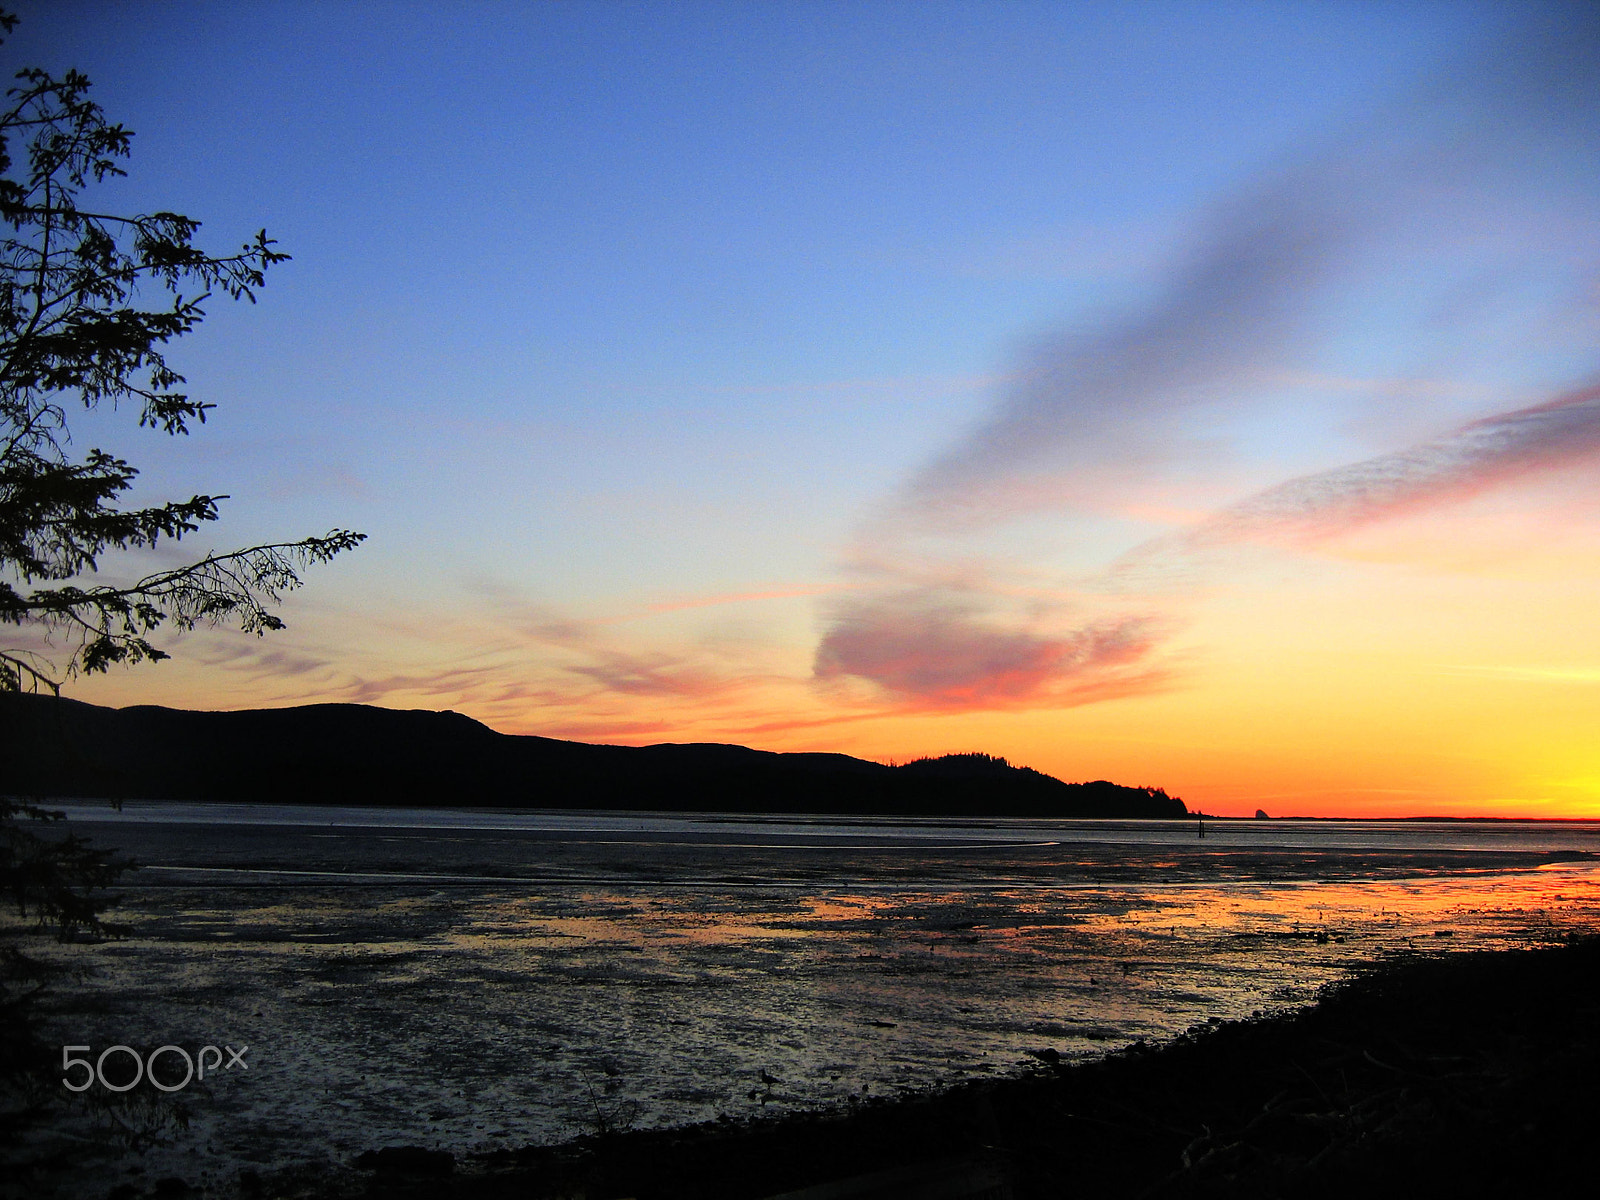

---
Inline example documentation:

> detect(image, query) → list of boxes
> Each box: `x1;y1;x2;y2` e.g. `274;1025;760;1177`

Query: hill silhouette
1;694;1186;818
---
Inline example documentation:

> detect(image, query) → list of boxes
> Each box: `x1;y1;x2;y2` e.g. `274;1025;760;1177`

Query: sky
9;1;1600;817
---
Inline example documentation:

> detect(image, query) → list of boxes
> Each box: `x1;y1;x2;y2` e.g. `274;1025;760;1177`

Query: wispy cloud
900;169;1357;530
817;6;1600;713
907;6;1594;528
814;588;1173;709
564;652;722;699
1119;381;1600;579
193;638;343;681
483;600;752;701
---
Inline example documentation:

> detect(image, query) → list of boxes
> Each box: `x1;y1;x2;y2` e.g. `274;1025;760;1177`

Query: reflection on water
28;804;1600;1189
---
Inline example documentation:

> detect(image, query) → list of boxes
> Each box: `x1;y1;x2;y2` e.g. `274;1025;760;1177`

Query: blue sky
13;1;1502;577
11;2;1600;815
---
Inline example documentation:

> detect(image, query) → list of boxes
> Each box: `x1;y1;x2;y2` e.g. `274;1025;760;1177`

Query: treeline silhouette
2;694;1187;818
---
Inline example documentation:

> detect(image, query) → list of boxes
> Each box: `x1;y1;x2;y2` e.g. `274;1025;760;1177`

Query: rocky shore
227;935;1598;1200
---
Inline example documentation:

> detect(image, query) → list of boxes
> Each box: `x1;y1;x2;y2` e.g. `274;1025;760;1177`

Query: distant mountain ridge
1;693;1187;818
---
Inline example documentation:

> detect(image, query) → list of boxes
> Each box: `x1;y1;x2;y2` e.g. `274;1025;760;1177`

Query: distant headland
3;693;1186;819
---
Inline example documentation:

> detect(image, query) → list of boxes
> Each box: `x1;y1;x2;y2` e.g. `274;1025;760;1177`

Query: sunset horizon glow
11;2;1599;820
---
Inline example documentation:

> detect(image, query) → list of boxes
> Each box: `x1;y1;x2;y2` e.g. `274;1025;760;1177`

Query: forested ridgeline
1;693;1185;818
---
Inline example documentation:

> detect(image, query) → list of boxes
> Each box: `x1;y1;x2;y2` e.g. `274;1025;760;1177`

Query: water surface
28;803;1600;1191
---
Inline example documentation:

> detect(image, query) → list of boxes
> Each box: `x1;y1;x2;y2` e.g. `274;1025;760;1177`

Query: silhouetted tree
0;18;362;695
0;9;360;1158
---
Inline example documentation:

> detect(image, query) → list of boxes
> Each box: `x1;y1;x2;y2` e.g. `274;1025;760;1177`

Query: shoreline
190;935;1600;1199
13;813;1600;1198
22;794;1600;824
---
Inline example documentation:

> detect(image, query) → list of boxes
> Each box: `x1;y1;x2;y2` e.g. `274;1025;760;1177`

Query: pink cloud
1169;381;1600;555
814;594;1165;709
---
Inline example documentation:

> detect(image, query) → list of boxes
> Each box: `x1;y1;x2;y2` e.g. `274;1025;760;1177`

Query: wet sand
265;935;1600;1199
12;806;1600;1196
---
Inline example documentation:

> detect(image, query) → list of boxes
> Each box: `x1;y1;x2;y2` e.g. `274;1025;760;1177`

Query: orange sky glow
18;4;1600;820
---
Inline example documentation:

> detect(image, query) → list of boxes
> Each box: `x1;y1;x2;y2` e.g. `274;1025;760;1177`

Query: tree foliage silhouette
0;11;362;1156
0;15;363;696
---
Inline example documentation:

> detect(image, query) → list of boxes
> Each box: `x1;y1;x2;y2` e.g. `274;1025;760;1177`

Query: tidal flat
18;805;1600;1195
